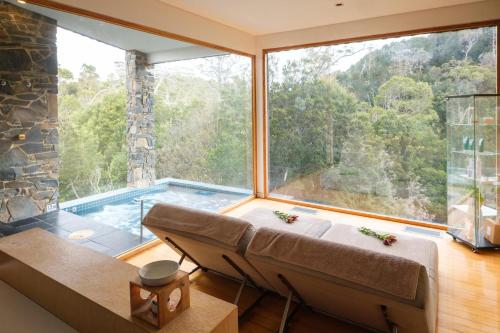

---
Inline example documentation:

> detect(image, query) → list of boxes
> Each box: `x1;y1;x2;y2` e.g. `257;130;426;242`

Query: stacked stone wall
0;1;58;222
126;50;155;188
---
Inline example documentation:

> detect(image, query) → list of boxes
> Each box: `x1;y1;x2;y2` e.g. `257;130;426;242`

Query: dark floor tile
36;211;62;220
9;217;43;227
46;227;87;244
40;210;86;226
0;223;17;237
15;221;54;232
59;220;118;238
91;229;141;253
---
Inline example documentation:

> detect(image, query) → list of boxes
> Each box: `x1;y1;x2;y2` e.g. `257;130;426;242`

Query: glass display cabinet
447;94;500;252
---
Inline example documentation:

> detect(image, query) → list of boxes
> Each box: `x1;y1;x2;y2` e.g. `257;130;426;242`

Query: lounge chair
245;225;438;333
144;204;438;333
142;203;272;309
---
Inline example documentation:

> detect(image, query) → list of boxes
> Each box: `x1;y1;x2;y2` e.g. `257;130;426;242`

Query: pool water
73;184;248;239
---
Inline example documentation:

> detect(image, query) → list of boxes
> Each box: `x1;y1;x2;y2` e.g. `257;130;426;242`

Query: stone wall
126;50;155;188
0;1;58;222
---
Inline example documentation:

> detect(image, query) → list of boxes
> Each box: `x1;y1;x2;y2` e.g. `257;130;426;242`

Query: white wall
49;0;256;55
256;0;500;50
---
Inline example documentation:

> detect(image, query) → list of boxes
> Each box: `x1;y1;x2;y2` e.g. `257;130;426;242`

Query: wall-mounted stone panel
0;1;58;223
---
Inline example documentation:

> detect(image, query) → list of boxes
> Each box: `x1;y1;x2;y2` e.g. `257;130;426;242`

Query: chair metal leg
277;274;307;305
234;276;247;305
279;291;293;333
165;236;204;273
275;274;309;333
189;266;201;275
222;254;260;289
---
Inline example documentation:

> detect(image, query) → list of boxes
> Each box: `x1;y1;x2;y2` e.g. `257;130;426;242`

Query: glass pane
267;26;497;224
153;55;253;191
447;96;476;242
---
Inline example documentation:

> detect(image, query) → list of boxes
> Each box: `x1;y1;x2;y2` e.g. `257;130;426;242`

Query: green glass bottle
463;136;469;151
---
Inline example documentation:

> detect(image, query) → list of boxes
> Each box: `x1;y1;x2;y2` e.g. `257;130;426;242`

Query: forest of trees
58;26;496;224
268;27;497;224
58;55;252;202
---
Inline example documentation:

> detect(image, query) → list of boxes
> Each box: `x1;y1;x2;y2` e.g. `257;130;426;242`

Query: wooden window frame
20;0;259;203
262;20;500;230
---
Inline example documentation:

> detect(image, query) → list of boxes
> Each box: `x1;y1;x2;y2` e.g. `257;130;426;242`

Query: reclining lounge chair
245;226;438;333
144;204;438;333
142;203;272;308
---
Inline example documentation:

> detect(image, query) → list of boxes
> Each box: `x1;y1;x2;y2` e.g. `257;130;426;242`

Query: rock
8;107;46;122
35;151;57;160
45;54;57;75
19;142;43;154
31;189;54;200
6;196;41;220
44;129;58;144
24;126;42;142
29;100;49;116
5;181;32;189
0;200;10;223
0;48;32;71
136;137;149;148
16;93;39;101
0;168;16;181
2;98;30;106
0;140;11;154
23;165;40;174
0;147;29;169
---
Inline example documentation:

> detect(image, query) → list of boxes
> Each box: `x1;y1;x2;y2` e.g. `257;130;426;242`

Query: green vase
479;138;484;152
463;136;469;150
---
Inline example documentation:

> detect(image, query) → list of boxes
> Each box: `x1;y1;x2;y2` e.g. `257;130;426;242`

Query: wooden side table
130;271;190;328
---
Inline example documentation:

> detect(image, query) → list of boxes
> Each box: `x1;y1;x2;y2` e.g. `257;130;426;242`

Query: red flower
383;235;397;246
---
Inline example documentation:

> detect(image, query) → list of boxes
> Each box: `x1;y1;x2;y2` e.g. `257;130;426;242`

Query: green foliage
58;65;127;201
268;27;496;223
153;56;253;190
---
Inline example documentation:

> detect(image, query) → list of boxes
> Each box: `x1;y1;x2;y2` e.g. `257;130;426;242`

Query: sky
57;28;125;79
56;26;415;81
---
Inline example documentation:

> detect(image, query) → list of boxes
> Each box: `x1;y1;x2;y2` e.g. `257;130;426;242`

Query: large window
153;55;254;190
267;26;497;224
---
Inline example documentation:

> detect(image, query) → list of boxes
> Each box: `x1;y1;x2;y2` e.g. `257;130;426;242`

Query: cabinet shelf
447;94;500;251
449;124;498;127
451;150;499;156
455;174;500;185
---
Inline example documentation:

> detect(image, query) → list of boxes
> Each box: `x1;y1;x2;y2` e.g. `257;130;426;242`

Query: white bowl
139;260;179;287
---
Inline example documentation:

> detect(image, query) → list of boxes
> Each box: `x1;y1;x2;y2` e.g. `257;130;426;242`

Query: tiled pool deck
0;210;146;256
0;179;251;256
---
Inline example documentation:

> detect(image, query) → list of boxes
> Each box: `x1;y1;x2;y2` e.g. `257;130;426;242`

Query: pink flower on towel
273;210;299;224
358;227;397;246
383;235;397;246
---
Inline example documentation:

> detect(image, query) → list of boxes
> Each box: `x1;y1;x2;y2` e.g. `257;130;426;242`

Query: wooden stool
130;271;190;328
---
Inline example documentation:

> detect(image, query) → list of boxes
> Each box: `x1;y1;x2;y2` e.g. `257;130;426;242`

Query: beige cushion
143;203;273;289
240;207;331;238
143;203;252;250
246;227;426;301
